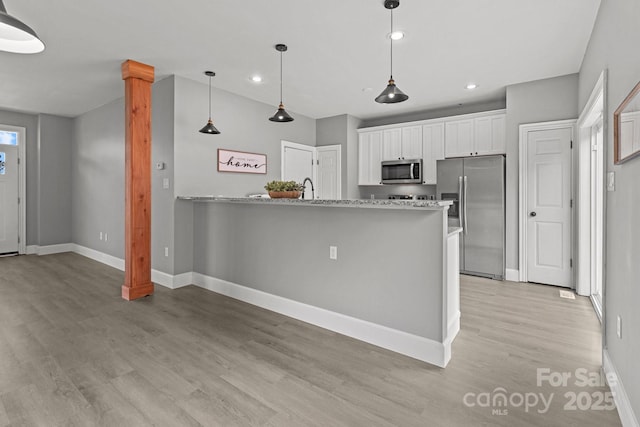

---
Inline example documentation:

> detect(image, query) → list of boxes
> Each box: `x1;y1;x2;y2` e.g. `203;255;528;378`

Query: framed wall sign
217;149;267;174
614;80;640;164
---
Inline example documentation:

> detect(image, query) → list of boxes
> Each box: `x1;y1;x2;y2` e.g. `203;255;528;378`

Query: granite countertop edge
177;196;452;210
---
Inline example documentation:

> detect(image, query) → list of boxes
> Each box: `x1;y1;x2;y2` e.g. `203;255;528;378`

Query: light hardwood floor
0;253;621;426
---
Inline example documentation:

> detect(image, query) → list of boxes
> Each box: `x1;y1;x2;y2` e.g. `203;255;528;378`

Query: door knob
530;212;537;217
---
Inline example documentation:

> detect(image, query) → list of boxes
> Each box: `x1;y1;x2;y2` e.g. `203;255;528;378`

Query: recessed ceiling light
465;83;478;90
251;75;263;83
389;31;404;40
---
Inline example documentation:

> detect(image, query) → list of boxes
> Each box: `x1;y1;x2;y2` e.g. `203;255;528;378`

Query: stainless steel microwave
381;159;423;184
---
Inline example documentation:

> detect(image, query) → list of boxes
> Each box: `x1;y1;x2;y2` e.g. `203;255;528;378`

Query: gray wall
504;74;579;271
0;109;39;245
193;202;445;339
37;114;72;246
579;0;640;419
71;98;125;258
360;99;507;128
173;76;316;198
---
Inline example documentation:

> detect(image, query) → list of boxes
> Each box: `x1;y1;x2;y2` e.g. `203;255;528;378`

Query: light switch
607;172;615;192
163;178;170;189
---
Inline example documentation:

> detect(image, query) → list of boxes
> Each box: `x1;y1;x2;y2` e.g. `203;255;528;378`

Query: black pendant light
269;44;294;122
375;0;408;104
0;0;45;54
199;71;221;134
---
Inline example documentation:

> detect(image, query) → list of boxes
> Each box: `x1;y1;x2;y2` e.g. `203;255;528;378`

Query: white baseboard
191;272;450;368
25;243;75;256
73;244;124;271
603;350;639;427
71;244;191;290
505;268;520;282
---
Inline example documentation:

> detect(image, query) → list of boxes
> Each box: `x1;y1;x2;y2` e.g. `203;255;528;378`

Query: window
0;152;5;175
0;131;18;146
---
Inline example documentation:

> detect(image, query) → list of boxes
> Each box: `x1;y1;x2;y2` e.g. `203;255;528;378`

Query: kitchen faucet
302;177;315;200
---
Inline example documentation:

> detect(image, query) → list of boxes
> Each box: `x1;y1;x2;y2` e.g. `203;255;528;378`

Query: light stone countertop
177;196;453;211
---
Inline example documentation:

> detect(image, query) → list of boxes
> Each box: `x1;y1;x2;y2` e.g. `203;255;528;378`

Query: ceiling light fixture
375;0;408;104
269;44;294;122
0;0;45;54
199;71;220;134
466;83;478;90
251;75;263;83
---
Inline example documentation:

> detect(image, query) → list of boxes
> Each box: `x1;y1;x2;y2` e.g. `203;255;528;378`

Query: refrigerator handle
458;176;463;227
463;175;468;234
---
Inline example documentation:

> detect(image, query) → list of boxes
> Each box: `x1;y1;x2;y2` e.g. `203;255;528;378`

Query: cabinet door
401;126;423;159
358;131;383;185
382;128;403;161
475;114;506;155
422;123;445;185
445;119;474;158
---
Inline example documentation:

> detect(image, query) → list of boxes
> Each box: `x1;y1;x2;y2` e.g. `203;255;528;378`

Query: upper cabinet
382;126;423;160
358;131;383;185
445;113;506;158
358;110;505;186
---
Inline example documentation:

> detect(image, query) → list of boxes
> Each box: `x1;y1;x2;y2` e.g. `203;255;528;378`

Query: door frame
576;70;607;321
518;119;576;284
0;124;26;254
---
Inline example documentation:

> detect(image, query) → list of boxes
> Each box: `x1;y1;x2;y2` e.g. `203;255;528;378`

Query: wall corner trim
603;349;639;427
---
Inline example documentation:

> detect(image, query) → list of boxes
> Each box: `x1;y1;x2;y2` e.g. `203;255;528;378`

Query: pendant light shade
375;0;408;104
269;44;294;122
199;71;220;134
0;0;45;54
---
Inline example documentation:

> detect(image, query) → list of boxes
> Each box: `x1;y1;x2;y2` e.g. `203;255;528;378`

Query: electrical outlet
617;315;622;339
329;246;337;260
104;233;108;242
99;232;103;241
164;247;169;257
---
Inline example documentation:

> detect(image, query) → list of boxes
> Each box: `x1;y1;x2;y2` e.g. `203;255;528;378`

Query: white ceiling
1;0;601;120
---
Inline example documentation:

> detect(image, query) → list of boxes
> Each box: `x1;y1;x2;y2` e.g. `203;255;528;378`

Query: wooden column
121;60;155;301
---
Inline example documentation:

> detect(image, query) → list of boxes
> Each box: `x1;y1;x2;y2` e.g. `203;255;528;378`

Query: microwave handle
410;163;415;180
458;176;463;227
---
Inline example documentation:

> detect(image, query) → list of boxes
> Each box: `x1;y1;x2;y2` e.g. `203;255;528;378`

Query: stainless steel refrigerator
437;155;505;280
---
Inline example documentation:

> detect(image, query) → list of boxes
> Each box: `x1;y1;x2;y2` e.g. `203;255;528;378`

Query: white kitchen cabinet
474;114;506;155
445;119;474;158
382;126;423;161
422;122;445;184
382;128;402;161
358;131;383;185
445;114;506;158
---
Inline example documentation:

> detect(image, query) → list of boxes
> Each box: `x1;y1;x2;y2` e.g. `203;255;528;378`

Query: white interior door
317;145;341;200
526;127;573;287
281;141;314;199
0;144;19;254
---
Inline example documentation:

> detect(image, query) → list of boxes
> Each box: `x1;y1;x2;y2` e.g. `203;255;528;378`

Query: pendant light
269;44;294;122
0;0;45;54
375;0;408;104
199;71;221;134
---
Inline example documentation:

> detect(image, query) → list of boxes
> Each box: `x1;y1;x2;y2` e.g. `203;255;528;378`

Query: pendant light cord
390;8;394;79
280;50;284;105
208;76;212;120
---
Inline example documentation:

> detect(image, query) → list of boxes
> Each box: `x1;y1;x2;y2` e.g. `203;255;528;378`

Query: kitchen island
177;196;460;367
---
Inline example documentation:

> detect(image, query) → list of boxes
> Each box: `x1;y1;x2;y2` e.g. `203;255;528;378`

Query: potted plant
264;180;304;199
